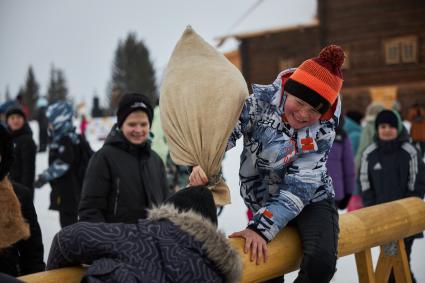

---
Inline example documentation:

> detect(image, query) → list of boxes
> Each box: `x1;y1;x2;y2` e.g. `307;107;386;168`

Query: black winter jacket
48;205;242;283
0;182;45;276
78;126;169;224
9;123;37;199
360;129;425;238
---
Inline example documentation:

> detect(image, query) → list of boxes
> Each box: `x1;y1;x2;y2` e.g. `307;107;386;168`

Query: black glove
0;124;14;181
337;194;352;210
34;175;47;188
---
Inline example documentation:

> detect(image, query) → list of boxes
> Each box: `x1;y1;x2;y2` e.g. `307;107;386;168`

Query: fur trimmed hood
0;177;30;248
148;204;242;283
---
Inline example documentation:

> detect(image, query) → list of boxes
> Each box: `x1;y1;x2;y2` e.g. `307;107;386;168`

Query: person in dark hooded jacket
36;96;49;153
5;107;37;200
0;124;45;277
48;186;242;283
34;101;81;228
360;109;425;283
78;93;168;224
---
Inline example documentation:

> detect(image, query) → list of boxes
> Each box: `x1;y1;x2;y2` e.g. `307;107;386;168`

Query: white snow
30;119;424;282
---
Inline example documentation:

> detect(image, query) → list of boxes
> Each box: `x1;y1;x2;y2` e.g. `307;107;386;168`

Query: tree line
1;33;157;119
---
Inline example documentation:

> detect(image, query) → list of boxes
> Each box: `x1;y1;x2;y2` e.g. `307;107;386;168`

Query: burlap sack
160;26;248;205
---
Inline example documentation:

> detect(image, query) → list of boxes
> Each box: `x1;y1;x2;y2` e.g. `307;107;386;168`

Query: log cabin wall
319;0;425;115
231;0;425;116
237;25;320;92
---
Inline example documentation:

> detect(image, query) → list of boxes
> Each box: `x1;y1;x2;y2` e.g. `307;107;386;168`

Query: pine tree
47;65;57;103
56;69;68;102
107;33;157;112
5;86;11;101
47;65;68;103
23;66;39;119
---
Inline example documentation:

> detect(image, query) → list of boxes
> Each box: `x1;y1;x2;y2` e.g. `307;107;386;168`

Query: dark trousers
38;124;48;152
263;199;339;283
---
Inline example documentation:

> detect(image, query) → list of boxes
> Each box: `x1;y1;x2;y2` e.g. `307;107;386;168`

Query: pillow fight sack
160;26;248;206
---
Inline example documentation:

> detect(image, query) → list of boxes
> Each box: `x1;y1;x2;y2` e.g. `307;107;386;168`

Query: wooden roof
216;20;319;42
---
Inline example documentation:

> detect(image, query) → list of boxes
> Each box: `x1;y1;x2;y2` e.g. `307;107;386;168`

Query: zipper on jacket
114;178;120;216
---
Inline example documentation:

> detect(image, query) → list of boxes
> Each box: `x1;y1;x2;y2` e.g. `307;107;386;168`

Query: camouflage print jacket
227;69;340;241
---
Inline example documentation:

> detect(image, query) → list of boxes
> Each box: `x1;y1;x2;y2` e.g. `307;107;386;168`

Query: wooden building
220;0;425;116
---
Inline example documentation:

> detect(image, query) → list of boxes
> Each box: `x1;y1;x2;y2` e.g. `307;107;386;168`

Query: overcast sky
0;0;316;109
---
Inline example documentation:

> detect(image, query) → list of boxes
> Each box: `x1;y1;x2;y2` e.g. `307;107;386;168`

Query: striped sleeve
401;143;419;192
360;143;377;192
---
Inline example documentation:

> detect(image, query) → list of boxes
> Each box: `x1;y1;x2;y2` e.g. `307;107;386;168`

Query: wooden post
355;249;376;283
375;245;394;282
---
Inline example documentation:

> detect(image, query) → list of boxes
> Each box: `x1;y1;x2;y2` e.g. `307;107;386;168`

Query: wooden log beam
18;267;85;283
232;197;425;282
19;197;425;283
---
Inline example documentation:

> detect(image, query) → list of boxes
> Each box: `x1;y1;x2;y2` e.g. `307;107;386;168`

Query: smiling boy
190;45;345;282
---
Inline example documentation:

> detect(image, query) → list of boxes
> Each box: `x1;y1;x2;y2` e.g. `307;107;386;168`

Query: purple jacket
327;133;355;201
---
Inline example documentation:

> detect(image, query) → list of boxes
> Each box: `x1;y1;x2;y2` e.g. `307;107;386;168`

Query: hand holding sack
160;26;249;205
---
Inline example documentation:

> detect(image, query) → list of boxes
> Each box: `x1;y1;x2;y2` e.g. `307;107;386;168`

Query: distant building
219;0;425;116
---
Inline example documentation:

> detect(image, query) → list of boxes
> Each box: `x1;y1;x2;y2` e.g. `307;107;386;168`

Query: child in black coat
360;109;425;283
6;107;37;200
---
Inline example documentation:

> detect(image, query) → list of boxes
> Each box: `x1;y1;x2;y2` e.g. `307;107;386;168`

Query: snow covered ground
31;120;424;282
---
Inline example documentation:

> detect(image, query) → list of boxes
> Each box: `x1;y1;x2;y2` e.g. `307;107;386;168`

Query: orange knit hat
284;45;345;114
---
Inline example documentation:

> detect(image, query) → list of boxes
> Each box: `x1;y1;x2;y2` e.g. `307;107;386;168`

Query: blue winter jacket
227;69;340;241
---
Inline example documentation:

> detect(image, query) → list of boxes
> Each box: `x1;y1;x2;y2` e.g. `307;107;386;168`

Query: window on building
384;36;418;64
401;38;417;63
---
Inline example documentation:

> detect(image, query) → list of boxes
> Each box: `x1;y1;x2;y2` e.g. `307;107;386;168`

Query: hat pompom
319;45;345;69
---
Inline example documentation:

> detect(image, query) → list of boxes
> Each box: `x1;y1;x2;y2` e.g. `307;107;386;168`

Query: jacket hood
148;204;242;283
0;177;30;249
365;102;385;122
343;116;361;133
46;101;74;137
105;124;151;156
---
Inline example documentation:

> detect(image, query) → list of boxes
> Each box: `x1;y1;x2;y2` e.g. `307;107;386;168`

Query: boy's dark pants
264;198;339;283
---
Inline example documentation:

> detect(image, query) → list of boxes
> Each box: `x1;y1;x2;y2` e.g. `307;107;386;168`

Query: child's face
284;94;321;129
121;110;150;145
7;114;25;131
378;123;398;141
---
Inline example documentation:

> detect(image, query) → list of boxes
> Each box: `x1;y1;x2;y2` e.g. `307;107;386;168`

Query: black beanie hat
0;124;14;181
5;107;26;121
116;93;153;128
165;186;218;226
375;109;402;134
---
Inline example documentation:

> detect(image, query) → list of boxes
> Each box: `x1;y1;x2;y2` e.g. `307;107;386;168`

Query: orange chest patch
263;209;273;219
299;136;318;153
